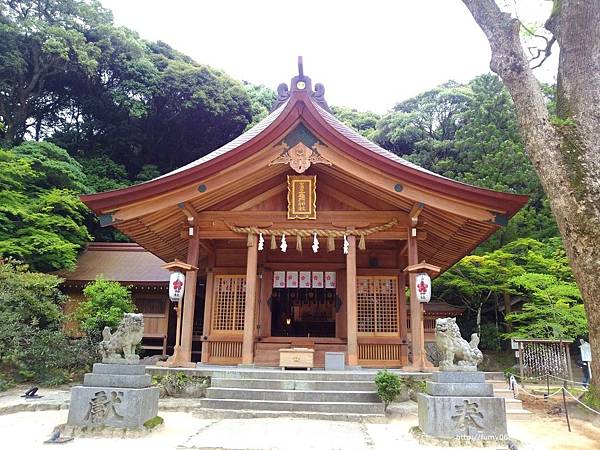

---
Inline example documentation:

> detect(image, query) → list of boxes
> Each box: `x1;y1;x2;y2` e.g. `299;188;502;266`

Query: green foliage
505;273;586;340
374;370;402;412
479;323;502;351
79;156;130;193
75;278;136;341
244;82;277;128
331;106;380;140
0;261;93;385
135;164;161;183
0;143;90;271
434;237;584;340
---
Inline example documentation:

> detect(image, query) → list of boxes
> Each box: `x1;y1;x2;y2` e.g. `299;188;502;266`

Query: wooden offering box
279;348;315;370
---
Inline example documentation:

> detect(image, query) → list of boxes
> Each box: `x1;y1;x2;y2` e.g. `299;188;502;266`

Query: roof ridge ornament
270;57;331;113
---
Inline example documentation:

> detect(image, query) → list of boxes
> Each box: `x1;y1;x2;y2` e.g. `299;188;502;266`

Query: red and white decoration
299;271;311;288
415;272;432;303
286;271;299;288
273;271;286;288
325;272;336;289
312;271;324;288
169;271;185;302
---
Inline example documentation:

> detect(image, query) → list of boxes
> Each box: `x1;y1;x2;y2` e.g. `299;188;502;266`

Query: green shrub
0;261;93;384
375;370;402;412
75;278;135;341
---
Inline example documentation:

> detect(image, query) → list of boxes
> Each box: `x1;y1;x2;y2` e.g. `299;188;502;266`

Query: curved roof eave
81;90;528;218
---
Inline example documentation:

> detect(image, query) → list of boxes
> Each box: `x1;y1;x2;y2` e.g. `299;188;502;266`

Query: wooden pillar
346;235;358;366
398;272;408;365
180;228;200;363
200;254;215;364
241;235;258;365
408;227;427;370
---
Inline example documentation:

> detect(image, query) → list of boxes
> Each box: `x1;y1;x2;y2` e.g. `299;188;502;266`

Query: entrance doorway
270;287;337;337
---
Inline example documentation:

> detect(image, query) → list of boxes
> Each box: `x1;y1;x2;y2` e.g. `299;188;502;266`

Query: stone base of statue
417;372;507;442
66;363;159;430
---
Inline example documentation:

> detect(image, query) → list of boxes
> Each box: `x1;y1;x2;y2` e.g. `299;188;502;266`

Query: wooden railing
208;338;243;363
406;317;437;332
358;343;402;361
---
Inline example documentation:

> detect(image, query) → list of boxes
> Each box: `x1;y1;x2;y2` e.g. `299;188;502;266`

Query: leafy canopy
0;142;90;271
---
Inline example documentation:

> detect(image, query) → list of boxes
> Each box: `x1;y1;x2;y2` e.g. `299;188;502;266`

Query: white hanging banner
325;272;336;289
258;233;264;251
415;272;432;303
299;271;311;288
286;271;299;288
169;271;185;302
273;271;286;288
312;271;324;288
280;234;288;252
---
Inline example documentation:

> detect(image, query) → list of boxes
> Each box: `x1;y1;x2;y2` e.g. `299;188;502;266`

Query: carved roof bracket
268;141;332;174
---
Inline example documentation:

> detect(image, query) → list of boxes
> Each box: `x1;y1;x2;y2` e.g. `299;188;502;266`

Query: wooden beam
242;236;258;364
346;234;358;366
198;239;215;256
196;210;409;228
409;202;424;226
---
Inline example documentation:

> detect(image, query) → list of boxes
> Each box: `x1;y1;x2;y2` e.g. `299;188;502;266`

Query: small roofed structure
80;59;527;369
61;243;173;356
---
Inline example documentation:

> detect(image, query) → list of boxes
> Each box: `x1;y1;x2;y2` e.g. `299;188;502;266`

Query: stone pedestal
417;372;507;441
67;363;159;429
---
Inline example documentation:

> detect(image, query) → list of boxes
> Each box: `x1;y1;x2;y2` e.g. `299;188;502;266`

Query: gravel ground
0;408;598;450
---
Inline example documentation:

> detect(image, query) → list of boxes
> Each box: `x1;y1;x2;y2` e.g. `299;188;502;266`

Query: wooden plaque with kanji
287;175;316;220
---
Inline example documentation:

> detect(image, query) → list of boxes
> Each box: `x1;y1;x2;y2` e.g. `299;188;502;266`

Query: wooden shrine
81;60;527;370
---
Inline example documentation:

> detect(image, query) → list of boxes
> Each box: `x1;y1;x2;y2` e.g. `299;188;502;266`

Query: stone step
206;387;379;403
490;380;509;389
195;408;386;422
505;409;533;420
210;377;376;391
494;388;516;399
200;398;385;415
484;371;505;381
211;370;384;382
504;398;525;411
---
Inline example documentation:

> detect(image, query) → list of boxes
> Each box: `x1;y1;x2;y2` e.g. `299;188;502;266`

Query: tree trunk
503;291;512;332
461;0;600;394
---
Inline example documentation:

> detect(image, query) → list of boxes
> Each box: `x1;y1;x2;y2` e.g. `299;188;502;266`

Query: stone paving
1;386;599;449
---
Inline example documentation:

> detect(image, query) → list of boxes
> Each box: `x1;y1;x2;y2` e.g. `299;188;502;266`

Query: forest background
0;0;588;384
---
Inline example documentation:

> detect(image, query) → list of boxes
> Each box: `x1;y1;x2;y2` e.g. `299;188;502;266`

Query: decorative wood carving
269;142;332;174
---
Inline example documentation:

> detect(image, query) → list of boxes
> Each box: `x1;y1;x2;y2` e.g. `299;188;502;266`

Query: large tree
460;0;600;394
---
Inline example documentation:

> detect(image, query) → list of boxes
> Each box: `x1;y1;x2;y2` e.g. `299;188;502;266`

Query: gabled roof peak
272;56;330;112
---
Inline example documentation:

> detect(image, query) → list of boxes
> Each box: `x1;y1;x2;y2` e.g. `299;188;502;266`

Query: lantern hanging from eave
415;272;431;303
169;271;185;302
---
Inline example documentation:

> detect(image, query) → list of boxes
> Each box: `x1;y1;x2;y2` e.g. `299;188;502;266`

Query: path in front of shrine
0;408;598;449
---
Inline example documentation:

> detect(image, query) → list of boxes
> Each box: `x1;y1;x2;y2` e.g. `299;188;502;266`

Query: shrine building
81;62;527;370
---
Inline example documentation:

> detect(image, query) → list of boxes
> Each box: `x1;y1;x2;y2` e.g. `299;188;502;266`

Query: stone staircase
485;372;532;419
200;369;388;421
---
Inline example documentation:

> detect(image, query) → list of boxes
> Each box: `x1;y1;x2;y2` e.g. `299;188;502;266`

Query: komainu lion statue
435;317;483;371
99;313;144;364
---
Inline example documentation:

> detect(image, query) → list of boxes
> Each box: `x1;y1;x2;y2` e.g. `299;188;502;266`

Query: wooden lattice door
356;276;399;336
211;275;246;334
